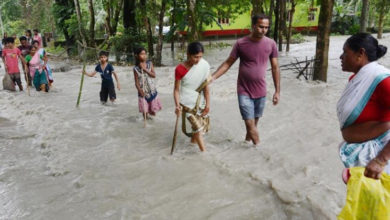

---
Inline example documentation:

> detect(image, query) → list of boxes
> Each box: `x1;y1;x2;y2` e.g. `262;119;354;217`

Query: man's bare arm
212;56;237;80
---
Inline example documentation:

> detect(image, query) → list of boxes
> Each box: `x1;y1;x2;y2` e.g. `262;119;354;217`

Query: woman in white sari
173;42;211;152
338;33;390;181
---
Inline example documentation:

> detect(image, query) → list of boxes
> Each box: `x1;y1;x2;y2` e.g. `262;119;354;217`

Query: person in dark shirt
18;36;32;85
83;51;121;104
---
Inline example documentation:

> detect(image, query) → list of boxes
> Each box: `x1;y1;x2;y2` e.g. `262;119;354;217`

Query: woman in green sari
26;46;49;92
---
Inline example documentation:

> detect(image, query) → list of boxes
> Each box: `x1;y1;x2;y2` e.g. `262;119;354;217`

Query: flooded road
1;34;390;219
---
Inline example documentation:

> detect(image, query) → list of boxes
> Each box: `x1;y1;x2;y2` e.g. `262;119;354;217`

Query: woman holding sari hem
173;42;210;152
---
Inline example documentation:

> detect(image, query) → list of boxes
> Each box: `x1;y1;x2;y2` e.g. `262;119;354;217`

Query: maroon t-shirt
230;36;278;98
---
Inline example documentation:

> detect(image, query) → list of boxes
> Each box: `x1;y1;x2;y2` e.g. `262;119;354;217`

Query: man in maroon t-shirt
212;14;281;146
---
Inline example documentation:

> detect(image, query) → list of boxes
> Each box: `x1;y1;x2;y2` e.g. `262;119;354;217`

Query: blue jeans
238;95;266;120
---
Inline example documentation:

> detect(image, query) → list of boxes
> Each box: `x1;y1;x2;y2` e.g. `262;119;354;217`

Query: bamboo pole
141;69;147;127
76;48;86;107
25;68;30;96
170;113;180;155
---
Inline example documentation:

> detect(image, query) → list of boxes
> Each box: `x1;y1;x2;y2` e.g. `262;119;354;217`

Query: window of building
308;7;317;21
218;17;230;25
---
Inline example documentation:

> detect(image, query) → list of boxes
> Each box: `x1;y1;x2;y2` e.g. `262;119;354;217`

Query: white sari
337;62;390;173
180;58;210;109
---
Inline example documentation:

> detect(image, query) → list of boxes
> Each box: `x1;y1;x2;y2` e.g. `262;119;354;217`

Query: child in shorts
1;37;27;91
83;51;120;104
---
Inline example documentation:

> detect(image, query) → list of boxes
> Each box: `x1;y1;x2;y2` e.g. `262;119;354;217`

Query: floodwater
1;34;390;219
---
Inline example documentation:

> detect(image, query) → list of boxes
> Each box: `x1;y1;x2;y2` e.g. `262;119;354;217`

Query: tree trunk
87;0;96;46
313;0;334;82
104;0;113;35
171;0;176;52
377;0;386;39
360;0;369;32
0;5;4;38
278;0;286;51
123;0;137;31
273;0;279;42
268;0;274;38
187;0;199;41
73;0;87;46
286;0;296;52
251;0;264;15
140;0;154;58
147;18;154;57
112;0;123;35
155;0;167;66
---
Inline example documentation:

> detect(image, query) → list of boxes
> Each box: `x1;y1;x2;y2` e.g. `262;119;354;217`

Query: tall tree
286;0;296;52
123;0;137;54
268;0;274;37
273;0;279;42
123;0;137;31
171;0;176;52
53;0;75;54
278;0;287;51
359;0;369;32
104;0;124;36
187;0;199;41
140;0;154;58
0;3;4;37
87;0;96;46
73;0;87;46
376;0;390;39
313;0;334;82
155;0;167;66
252;0;264;15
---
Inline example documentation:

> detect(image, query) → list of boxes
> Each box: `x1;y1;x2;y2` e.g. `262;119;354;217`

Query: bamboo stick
76;64;85;107
141;69;147;127
170;113;180;155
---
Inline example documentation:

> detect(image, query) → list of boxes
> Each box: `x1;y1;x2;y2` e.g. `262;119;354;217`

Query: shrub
291;33;305;44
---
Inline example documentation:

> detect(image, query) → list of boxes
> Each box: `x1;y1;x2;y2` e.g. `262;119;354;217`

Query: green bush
291;33;305;44
108;28;156;62
46;45;65;55
348;24;360;35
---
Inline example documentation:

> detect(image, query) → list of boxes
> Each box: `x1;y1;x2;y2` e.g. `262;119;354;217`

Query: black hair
26;30;32;36
251;14;270;26
33;29;39;33
345;33;387;61
99;51;109;57
19;36;27;41
133;46;146;65
134;46;146;56
5;37;15;44
187;41;204;55
32;40;39;45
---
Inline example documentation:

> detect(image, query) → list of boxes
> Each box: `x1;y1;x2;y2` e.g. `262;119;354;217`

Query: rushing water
1;35;390;219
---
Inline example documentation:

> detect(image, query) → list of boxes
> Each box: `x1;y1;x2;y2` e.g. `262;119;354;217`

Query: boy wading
83;51;120;104
96;63;116;103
